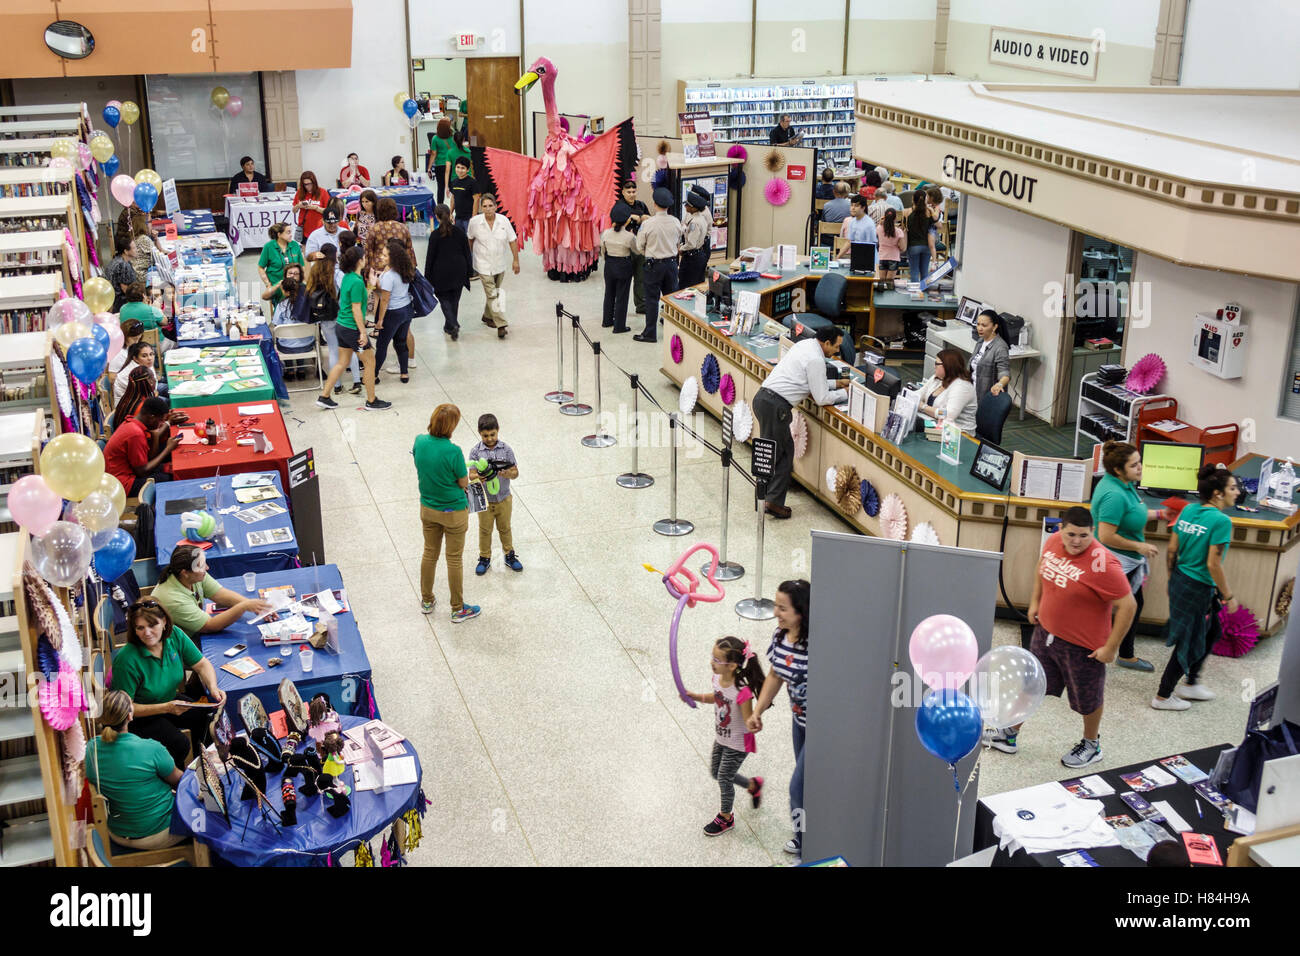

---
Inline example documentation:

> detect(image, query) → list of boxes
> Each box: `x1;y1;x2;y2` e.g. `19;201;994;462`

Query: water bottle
1277;457;1296;501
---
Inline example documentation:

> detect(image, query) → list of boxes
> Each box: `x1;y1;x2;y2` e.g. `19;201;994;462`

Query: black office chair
782;272;855;365
975;390;1014;446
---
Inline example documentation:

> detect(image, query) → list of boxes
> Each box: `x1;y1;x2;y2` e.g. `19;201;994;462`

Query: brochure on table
1011;452;1089;502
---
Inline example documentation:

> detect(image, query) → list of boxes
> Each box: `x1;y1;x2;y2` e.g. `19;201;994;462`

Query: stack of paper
983;782;1120;855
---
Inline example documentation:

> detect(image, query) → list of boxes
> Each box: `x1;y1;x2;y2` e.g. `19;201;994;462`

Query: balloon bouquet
909;613;1047;858
11;300;138;590
644;543;726;708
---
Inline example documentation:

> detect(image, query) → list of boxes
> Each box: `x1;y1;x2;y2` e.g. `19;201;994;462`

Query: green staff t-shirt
1173;502;1233;585
413;433;468;511
336;271;367;330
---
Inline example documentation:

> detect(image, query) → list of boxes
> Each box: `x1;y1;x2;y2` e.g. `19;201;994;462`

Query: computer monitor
858;356;901;399
850;241;876;276
970;439;1012;491
706;269;732;314
1139;441;1205;495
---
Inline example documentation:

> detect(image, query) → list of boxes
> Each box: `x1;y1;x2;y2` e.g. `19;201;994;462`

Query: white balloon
972;645;1047;728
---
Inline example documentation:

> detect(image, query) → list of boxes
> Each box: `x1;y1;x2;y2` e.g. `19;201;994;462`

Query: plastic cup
243;571;256;592
299;647;313;673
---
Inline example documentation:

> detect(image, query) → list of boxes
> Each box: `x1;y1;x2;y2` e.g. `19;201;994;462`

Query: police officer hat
685;190;709;211
610;201;632;225
652;186;674;209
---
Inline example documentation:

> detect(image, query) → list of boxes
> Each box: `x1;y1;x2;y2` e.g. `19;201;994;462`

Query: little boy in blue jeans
469;413;521;574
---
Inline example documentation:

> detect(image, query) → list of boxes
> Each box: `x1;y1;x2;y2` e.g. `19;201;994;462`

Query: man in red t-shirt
987;506;1136;769
103;397;180;497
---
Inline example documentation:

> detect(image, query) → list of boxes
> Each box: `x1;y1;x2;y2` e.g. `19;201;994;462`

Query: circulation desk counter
660;294;1300;634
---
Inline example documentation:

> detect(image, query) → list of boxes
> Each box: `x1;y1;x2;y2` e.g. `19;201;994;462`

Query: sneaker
498;327;508;339
315;395;338;409
420;600;435;615
1117;656;1155;672
451;604;481;623
333;384;343;394
703;814;735;837
349;382;363;395
504;551;523;572
1174;681;1216;701
983;728;1018;755
783;838;801;855
1061;738;1103;769
1151;695;1192;710
364;398;392;410
748;776;764;809
475;556;490;576
407;357;417;368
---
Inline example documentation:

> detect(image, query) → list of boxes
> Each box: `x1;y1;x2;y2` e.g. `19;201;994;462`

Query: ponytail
1196;464;1233;503
714;637;767;700
99;690;132;743
883;208;898;239
158;545;201;584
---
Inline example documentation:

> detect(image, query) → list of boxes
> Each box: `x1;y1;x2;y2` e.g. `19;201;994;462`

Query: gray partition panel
1275;556;1300;728
804;530;1003;866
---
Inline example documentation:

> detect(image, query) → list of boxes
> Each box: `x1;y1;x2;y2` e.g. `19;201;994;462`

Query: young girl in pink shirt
684;636;766;836
877;208;905;280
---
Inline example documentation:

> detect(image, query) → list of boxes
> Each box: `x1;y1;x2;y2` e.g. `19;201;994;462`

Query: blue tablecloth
177;245;236;287
154;473;298;577
330;185;434;222
200;564;376;720
153;209;216;236
172;714;421;867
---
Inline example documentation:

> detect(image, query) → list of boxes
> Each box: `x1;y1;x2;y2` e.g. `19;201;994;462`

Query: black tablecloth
974;743;1235;866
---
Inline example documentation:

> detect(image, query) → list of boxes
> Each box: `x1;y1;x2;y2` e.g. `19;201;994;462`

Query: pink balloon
111;173;137;206
46;297;92;329
94;311;125;360
106;99;122;111
49;157;73;171
10;475;63;537
226;95;244;118
909;614;978;690
77;142;93;170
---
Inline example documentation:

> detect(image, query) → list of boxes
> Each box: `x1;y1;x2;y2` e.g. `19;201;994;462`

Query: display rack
0;166;75;200
0;232;70;290
683;80;858;169
0;275;62;334
1073;371;1169;455
0;410;44;530
0;139;58;170
0;119;82;142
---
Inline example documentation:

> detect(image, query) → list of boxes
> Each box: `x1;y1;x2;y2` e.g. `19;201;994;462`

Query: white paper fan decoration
731;400;754;442
879;493;908;540
910;521;941;546
790;409;809;458
825;467;839;493
679;376;699;415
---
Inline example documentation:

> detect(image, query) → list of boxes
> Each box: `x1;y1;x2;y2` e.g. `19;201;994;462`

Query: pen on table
1195;799;1203;819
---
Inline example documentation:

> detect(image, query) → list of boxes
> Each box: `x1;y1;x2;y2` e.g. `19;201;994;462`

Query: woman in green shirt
257;222;305;306
111;599;226;770
118;280;167;331
85;690;187;849
1091;441;1161;671
1153;464;1239;711
316;245;390;410
413;402;480;623
151;545;271;638
428;117;455;204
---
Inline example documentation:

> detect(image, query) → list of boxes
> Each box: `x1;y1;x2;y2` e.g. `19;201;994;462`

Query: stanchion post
704;445;745;582
653;412;693;536
736;437;776;620
581;341;616;448
545;303;573;403
616;373;654;489
560;315;591;416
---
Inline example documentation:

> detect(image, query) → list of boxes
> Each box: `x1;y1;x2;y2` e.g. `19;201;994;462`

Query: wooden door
465;57;523;154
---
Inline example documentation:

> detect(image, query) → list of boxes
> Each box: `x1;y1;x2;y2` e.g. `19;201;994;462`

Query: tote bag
409;269;439;317
1222;719;1300;812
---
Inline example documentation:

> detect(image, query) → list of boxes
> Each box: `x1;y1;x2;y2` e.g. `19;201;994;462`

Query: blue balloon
66;336;108;384
93;529;136;582
133;181;158;211
102;155;120;177
90;321;111;352
102;105;121;129
915;689;983;765
402;98;419;118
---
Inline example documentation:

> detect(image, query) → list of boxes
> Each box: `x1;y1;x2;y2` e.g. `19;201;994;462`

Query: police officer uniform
677;188;712;290
633;187;683;343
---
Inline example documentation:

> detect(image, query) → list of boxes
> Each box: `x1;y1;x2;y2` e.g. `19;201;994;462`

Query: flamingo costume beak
515;71;539;95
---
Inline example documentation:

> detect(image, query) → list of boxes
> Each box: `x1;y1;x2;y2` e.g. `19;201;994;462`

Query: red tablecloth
169;402;294;487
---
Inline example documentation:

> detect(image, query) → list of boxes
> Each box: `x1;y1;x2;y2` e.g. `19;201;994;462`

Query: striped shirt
766;630;809;727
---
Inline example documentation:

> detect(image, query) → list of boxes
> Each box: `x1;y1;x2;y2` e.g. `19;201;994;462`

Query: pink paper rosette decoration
791;409;809;458
726;144;748;161
670;334;684;364
39;660;85;731
1125;353;1167;394
879;493;909;540
719;373;736;406
1213;603;1260;658
764;178;791;207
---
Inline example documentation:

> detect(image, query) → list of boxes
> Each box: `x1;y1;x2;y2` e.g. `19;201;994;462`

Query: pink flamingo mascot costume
482;57;636;282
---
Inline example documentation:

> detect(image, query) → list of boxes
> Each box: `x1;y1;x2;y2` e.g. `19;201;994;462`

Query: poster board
1010;451;1090;502
735;142;817;255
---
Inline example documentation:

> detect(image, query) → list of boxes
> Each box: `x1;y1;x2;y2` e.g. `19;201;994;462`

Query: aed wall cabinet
1191;313;1248;380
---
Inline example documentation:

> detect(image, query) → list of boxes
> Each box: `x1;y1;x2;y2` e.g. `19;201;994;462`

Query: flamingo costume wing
482;147;541;235
569;117;637;235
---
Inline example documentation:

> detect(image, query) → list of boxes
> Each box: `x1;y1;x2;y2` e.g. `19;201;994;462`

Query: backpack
307;287;337;324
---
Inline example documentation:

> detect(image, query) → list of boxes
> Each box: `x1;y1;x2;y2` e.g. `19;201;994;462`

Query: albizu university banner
989;27;1101;81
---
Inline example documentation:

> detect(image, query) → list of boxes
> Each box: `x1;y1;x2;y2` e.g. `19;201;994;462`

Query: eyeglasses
130;599;160;610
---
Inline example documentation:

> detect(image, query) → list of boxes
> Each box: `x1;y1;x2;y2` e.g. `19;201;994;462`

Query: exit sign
456;33;477;50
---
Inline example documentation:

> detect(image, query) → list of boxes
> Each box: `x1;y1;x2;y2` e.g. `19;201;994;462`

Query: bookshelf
682;80;857;169
0;232;71;290
0;275;62;334
0;119;82;141
0;139;59;170
0;166;75;200
0;193;89;292
0;410;45;530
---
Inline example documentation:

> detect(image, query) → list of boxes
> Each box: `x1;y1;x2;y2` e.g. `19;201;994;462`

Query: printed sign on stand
162;178;180;216
751;438;776;479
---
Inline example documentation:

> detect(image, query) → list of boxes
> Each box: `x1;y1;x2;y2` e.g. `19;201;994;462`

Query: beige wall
753;20;846;77
955;195;1071;423
846;20;937;74
1125;254;1300;456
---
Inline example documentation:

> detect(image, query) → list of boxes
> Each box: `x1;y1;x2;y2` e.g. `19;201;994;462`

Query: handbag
1222;719;1299;812
409;268;439;317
